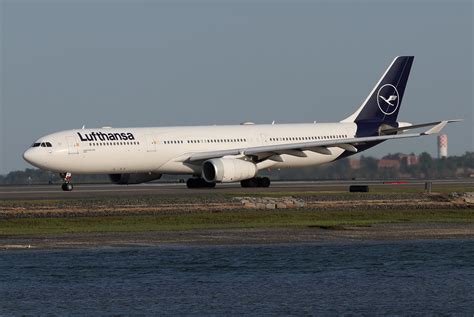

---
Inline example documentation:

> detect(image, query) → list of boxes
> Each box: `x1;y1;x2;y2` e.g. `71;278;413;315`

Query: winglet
422;121;448;135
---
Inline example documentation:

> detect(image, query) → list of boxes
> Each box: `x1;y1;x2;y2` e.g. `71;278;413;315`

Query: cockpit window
33;142;52;147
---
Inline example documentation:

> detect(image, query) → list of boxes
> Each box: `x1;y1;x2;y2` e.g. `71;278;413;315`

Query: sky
0;0;472;174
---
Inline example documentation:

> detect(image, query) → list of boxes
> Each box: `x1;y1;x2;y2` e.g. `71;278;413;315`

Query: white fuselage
23;122;358;175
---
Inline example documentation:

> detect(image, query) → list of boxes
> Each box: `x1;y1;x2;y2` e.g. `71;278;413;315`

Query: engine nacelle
108;172;162;185
202;158;257;183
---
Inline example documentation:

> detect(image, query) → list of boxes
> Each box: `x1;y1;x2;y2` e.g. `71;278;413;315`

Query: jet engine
108;172;162;185
202;158;257;183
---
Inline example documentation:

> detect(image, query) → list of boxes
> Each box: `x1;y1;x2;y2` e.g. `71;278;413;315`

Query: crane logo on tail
377;84;400;115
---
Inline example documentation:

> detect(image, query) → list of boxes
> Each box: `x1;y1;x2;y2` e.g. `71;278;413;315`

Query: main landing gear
186;177;271;189
186;177;216;189
241;177;271;188
60;172;73;191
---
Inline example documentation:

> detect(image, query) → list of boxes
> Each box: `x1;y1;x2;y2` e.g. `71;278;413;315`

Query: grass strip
0;209;473;236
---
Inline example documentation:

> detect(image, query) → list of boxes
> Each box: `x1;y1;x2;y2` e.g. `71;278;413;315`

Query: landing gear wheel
241;177;271;188
242;179;254;187
61;183;73;191
258;177;271;188
206;181;216;188
60;172;74;191
186;178;196;188
241;178;258;188
186;178;216;189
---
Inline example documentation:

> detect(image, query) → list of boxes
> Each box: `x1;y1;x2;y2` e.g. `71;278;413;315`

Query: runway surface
1;179;473;200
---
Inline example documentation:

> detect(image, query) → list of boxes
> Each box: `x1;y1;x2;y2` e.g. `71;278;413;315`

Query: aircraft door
66;136;79;154
146;135;157;152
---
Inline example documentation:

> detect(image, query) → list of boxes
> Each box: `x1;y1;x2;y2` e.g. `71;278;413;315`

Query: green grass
0;208;473;236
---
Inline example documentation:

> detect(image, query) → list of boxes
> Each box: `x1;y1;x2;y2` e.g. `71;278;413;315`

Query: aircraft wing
180;120;456;163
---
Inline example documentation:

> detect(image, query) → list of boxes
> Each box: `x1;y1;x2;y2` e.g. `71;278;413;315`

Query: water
1;240;473;315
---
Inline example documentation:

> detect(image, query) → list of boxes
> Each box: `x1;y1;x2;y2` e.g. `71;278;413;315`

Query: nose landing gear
60;172;74;191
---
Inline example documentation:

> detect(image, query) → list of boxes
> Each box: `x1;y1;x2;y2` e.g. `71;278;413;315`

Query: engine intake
108;172;162;185
202;158;257;183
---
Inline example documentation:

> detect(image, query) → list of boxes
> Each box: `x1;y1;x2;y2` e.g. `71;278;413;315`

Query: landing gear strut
60;172;73;191
241;177;271;188
186;177;216;189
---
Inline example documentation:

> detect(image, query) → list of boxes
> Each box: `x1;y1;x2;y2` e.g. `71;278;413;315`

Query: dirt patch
0;192;472;219
2;223;474;250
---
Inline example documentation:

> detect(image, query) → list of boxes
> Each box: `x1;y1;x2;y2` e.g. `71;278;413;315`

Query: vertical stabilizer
341;56;414;123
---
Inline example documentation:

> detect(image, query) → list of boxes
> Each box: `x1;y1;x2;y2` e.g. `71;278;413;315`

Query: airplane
23;56;459;191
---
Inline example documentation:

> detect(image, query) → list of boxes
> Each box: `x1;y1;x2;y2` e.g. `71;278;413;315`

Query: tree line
1;152;473;185
265;152;474;180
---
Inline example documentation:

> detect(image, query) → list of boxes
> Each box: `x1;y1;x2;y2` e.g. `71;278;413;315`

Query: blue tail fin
342;56;414;123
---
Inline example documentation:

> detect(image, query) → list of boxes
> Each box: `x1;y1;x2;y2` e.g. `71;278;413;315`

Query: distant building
402;154;419;166
380;153;419;168
349;158;361;169
378;159;401;170
438;134;448;158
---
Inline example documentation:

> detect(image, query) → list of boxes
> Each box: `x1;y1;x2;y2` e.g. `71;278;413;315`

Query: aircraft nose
23;148;38;165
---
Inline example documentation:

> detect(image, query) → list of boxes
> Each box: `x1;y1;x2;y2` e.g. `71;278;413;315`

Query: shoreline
2;223;474;250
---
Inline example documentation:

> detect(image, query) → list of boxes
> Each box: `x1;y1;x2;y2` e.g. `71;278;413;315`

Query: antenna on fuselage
81;125;85;129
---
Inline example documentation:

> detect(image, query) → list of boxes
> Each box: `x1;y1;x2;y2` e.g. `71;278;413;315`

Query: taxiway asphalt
0;179;472;200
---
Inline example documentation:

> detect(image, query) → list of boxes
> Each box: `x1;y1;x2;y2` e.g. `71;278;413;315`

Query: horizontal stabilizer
381;119;462;134
422;121;448;135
